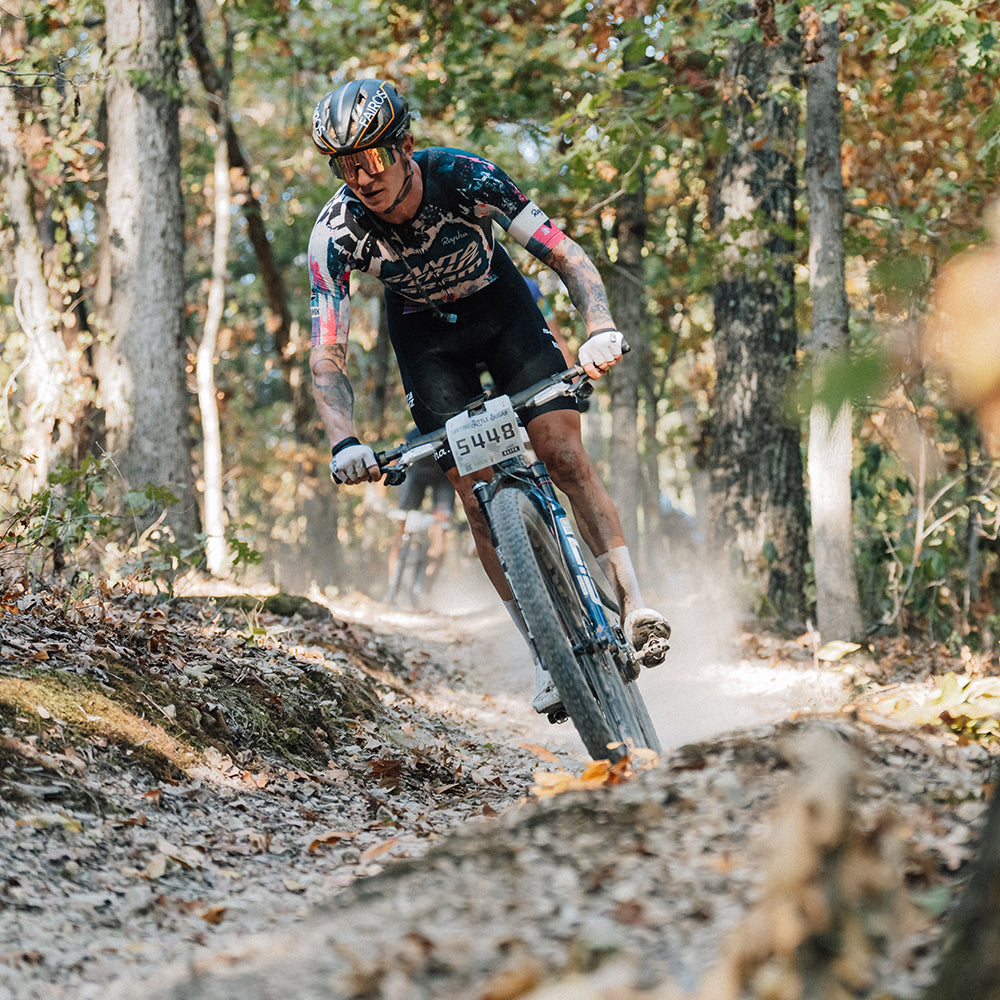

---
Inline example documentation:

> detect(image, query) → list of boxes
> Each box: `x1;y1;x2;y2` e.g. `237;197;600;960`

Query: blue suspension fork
478;460;617;650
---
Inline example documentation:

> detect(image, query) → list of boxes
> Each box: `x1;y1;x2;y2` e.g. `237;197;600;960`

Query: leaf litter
0;580;997;1000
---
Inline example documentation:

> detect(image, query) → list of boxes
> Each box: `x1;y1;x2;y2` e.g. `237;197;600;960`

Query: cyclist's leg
523;408;622;558
445;466;513;600
525;409;671;665
388;460;425;590
422;481;455;589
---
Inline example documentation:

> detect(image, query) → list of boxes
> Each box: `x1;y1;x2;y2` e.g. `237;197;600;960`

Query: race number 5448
446;396;524;475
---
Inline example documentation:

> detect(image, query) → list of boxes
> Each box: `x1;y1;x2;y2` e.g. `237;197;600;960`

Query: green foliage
0;457;260;595
793;344;893;420
0;456;170;583
851;415;1000;649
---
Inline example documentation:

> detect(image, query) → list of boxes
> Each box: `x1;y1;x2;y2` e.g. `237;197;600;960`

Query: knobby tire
490;487;659;762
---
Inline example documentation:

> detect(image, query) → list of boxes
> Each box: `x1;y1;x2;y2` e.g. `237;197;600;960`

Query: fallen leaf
143;853;168;880
816;640;862;662
201;905;227;925
307;829;357;855
360;838;399;863
519;743;562;764
15;813;83;833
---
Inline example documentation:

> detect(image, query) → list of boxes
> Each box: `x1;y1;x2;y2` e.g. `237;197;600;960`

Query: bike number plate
446;396;524;475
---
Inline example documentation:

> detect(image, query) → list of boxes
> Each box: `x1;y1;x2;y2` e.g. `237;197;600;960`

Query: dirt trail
329;563;851;759
3;574;983;1000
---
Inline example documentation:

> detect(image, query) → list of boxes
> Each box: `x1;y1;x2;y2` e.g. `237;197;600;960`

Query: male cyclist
307;79;670;714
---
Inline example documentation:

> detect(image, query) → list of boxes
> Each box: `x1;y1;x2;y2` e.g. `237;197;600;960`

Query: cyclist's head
312;79;410;158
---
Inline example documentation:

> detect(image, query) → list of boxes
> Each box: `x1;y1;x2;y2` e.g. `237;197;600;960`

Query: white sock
597;546;644;616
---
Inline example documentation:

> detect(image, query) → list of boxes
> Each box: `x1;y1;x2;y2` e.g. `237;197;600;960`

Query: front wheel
490;487;660;761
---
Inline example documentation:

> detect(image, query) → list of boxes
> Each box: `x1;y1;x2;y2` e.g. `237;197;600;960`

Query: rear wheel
490;487;660;761
387;534;411;605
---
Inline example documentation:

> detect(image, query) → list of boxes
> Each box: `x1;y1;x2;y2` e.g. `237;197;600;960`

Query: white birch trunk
197;120;232;577
0;6;73;491
805;13;863;641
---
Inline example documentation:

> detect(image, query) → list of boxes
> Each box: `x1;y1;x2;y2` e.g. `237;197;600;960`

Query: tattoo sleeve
310;343;356;442
547;238;615;334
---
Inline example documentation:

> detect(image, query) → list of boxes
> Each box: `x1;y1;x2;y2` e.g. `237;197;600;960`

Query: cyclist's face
340;135;413;213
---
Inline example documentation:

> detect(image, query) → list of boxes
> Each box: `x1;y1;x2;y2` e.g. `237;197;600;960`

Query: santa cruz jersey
308;148;567;347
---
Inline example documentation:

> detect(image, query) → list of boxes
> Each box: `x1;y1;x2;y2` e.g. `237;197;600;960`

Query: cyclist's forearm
547;239;615;334
311;343;358;445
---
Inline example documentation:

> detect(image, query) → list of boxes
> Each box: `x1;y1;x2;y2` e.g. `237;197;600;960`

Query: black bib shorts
385;253;576;471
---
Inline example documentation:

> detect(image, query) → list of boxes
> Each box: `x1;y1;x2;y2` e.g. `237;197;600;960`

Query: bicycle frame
374;368;623;647
373;363;659;755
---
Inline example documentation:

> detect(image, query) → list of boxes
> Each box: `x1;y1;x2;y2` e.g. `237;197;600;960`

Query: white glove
330;438;378;484
578;329;624;378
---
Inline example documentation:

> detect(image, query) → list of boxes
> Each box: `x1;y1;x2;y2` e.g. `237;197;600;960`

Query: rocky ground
1;574;998;1000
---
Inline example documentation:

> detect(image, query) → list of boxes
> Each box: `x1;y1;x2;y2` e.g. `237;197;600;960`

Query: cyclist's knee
537;441;594;493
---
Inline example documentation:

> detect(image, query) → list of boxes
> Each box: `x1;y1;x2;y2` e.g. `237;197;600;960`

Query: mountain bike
375;366;662;762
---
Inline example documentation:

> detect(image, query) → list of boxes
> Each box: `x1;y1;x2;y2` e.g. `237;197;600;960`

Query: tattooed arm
543;237;624;378
310;342;357;445
311;342;381;483
543;237;616;337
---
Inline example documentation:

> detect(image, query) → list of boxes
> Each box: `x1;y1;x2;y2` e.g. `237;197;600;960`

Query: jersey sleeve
308;199;354;348
504;201;566;260
455;153;567;261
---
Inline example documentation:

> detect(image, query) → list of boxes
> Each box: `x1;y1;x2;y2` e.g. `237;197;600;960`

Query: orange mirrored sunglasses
330;146;398;182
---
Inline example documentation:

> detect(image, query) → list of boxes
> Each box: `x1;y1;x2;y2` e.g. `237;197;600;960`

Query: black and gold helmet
312;79;410;156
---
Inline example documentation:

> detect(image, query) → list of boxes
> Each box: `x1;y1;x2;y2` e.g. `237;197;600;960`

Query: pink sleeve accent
310;265;351;348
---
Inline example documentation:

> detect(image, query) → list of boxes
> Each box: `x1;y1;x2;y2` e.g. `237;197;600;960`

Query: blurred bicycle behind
386;428;455;608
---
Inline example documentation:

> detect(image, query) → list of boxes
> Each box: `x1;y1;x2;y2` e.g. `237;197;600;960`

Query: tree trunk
804;12;863;642
607;184;646;554
922;760;1000;1000
196;17;234;578
93;0;198;546
708;25;810;623
0;4;75;491
181;0;309;433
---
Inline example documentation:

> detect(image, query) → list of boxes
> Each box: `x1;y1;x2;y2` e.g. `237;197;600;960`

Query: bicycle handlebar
374;364;591;482
375;340;629;483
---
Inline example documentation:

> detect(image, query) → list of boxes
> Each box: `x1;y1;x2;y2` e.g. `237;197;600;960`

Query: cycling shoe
532;660;564;718
623;608;671;667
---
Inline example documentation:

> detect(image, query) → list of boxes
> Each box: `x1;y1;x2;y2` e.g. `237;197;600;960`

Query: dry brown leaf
201;905;227;925
360;838;399;863
306;829;357;855
479;959;544;1000
518;743;562;764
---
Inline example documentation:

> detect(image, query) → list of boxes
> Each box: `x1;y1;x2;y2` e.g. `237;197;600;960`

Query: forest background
3;0;1000;655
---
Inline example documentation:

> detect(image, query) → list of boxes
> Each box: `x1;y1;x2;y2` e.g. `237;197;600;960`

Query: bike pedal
546;706;569;725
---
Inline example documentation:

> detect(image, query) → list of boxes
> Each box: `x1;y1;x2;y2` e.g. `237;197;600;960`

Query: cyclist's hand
330;438;380;484
579;329;624;379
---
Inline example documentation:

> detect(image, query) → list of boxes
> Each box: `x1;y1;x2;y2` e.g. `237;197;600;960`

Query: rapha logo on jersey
508;202;548;244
